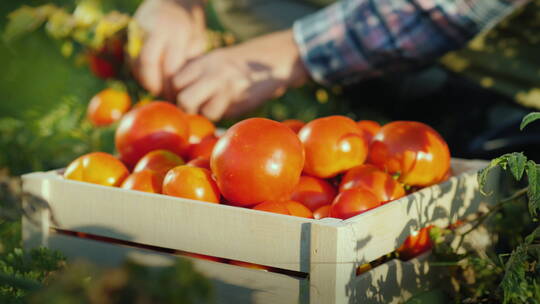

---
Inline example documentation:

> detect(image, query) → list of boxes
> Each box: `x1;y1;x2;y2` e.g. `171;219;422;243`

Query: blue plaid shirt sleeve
293;0;528;85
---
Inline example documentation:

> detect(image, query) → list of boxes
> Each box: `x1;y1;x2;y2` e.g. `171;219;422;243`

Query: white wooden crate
22;158;499;304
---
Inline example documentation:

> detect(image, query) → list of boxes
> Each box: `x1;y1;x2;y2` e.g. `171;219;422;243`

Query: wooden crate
22;158;499;304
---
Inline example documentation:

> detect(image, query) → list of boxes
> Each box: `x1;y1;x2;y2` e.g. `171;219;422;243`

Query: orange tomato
121;170;162;193
186;157;211;170
282;119;305;133
133;149;185;180
211;118;304;206
368;121;450;187
357;120;381;143
64;152;129;187
87;88;131;127
397;226;434;260
187;136;218;161
329;188;380;220
252;201;289;215
282;200;314;218
186;114;216;144
299;116;368;178
290;175;337;211
313;205;331;220
115;102;189;167
339;164;406;203
162;165;220;203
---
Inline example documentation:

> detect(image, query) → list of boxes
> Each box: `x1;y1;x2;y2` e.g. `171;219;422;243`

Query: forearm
293;0;529;85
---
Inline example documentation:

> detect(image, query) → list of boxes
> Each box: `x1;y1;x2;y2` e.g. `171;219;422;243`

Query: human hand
132;0;206;97
172;30;308;121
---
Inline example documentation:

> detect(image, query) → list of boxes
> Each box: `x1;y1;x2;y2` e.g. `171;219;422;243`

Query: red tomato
115;102;189;167
133;149;185;180
330;188;380;220
357;120;381;143
397;226;434;260
186;114;216;144
187;136;218;161
211;118;304;206
299;116;368;178
282;119;305;134
313;205;331;220
368;121;450;187
162;166;220;203
121;170;162;193
290;175;337;211
64;152;129;187
87;88;131;127
186;157;211;170
88;54;117;79
339;164;405;203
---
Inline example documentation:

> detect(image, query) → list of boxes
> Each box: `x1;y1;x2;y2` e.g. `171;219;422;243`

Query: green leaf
500;244;528;304
525;226;540;244
3;5;58;41
478;155;508;195
507;152;527;181
520;112;540;131
525;161;540;218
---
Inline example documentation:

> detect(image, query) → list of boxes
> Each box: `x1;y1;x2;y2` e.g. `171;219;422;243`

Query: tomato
298;116;368;178
64;152;129;187
211;118;304;206
88;54;118;79
282;200;313;218
339;164;405;203
87;88;131;127
229;260;270;271
357;120;381;144
329;188;380;220
162;166;220;203
186;157;211;170
185;114;216;144
187;136;218;161
368;121;450;187
252;201;289;215
290;175;337;211
282;119;305;133
397;226;434;260
115;102;189;167
88;38;124;79
313;205;330;220
133;149;185;180
121;170;162;193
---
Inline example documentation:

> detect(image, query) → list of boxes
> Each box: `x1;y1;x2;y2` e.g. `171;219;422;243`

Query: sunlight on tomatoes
187;136;218;161
290;175;337;211
368;121;450;187
253;201;289;215
299;116;368;178
115;101;189;167
313;205;331;220
186;157;211;170
211;118;304;207
357;120;381;144
87;88;131;127
282;200;313;218
163;165;220;203
282;119;305;133
64;152;128;187
186;114;216;144
330;188;380;220
133;149;185;180
397;226;434;261
121;170;162;193
340;164;405;203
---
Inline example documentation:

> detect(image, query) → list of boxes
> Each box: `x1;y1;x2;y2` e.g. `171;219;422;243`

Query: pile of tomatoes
67;89;452;262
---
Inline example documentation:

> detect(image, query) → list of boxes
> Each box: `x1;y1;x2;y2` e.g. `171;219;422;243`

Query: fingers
201;91;231;121
136;35;166;95
176;75;221;114
162;43;187;100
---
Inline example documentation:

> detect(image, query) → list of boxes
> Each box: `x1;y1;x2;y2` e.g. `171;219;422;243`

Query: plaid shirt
293;0;528;85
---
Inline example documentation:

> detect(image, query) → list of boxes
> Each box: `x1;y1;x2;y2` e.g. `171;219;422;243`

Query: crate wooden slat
22;158;500;304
